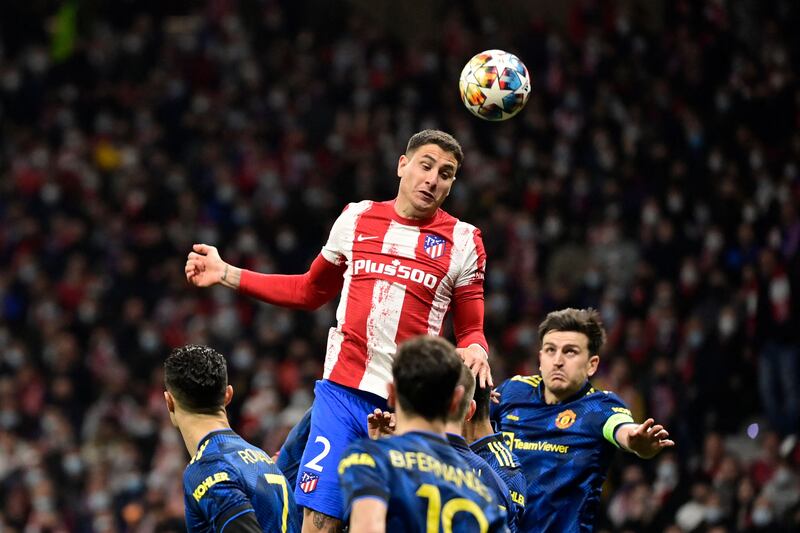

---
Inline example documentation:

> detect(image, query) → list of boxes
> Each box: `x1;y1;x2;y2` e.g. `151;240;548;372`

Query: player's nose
423;171;437;187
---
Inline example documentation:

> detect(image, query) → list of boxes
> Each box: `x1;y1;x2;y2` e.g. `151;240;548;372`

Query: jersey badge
299;471;320;493
423;234;447;259
555;409;577;429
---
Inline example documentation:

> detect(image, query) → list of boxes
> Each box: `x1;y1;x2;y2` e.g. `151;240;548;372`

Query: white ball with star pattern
458;49;531;121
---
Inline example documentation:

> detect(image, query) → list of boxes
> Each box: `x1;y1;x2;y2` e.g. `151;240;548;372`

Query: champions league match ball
458;49;531;121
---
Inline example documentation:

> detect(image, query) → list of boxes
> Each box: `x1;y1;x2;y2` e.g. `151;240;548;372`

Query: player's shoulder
450;216;483;243
582;384;630;411
340;437;387;469
428;208;478;237
478;435;521;470
500;374;543;396
339;199;375;218
183;452;239;497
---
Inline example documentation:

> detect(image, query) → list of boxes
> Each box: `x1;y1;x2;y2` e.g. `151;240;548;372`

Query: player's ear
223;385;233;406
164;391;175;414
386;382;396;409
397;154;409;178
448;385;465;418
465;400;477;422
587;355;600;377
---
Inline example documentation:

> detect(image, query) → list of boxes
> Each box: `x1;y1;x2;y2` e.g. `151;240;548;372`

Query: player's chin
546;376;568;389
412;200;440;217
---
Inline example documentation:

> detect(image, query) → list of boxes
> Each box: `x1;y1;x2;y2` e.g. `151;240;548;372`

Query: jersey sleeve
507;469;527;533
597;392;635;448
184;459;256;533
320;204;352;265
238;253;345;310
453;225;486;290
221;511;262;533
321;201;372;265
337;440;390;516
489;379;512;429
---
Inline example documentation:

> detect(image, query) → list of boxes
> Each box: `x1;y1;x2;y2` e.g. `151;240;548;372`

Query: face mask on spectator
63;453;83;476
232;346;255;371
656;460;678;487
751;507;773;526
704;505;723;524
718;314;736;338
687;330;704;349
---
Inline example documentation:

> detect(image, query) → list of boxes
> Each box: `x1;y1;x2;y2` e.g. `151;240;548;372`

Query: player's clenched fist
185;243;239;288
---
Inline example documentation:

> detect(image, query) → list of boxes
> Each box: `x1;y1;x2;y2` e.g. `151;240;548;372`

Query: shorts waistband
322;379;390;410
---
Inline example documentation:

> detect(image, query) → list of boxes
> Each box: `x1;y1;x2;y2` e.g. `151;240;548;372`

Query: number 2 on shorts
303;436;331;472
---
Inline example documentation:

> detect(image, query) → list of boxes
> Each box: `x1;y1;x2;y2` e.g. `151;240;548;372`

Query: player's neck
176;411;232;457
463;419;494;445
543;386;579;405
393;197;435;220
395;413;447;436
443;421;463;437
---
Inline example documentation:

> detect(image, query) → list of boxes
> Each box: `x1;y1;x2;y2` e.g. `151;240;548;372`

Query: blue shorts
293;379;388;519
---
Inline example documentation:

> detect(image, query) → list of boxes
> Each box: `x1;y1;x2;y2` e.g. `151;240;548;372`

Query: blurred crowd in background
0;0;798;531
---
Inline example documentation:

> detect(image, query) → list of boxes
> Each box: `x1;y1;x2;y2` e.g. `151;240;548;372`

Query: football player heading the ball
185;129;492;532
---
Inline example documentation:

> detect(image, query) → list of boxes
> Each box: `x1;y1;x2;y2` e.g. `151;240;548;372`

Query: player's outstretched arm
615;418;675;459
349;498;387;533
186;244;346;310
185;243;241;288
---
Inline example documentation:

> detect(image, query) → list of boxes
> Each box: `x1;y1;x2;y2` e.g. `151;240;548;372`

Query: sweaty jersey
184;429;300;533
320;200;486;398
491;376;635;533
338;431;508;532
446;433;518;532
469;433;527;531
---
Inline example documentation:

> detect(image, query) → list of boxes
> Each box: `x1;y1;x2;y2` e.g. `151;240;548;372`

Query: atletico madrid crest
299;471;319;493
423;234;446;259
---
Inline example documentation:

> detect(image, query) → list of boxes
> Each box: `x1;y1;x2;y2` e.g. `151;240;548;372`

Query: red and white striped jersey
319;200;486;398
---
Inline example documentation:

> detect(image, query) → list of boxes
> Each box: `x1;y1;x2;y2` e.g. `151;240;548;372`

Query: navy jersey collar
445;433;471;451
469;432;504;451
539;379;594;405
196;428;237;451
406;430;449;444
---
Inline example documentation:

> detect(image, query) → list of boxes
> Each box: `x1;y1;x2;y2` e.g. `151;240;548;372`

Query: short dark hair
393;336;463;422
406;130;464;170
448;363;477;423
164;344;228;414
471;382;491;422
538;308;607;355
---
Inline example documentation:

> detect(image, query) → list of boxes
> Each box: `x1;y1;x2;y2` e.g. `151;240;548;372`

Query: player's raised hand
367;408;396;440
456;345;494;389
185;244;228;288
625;418;675;459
